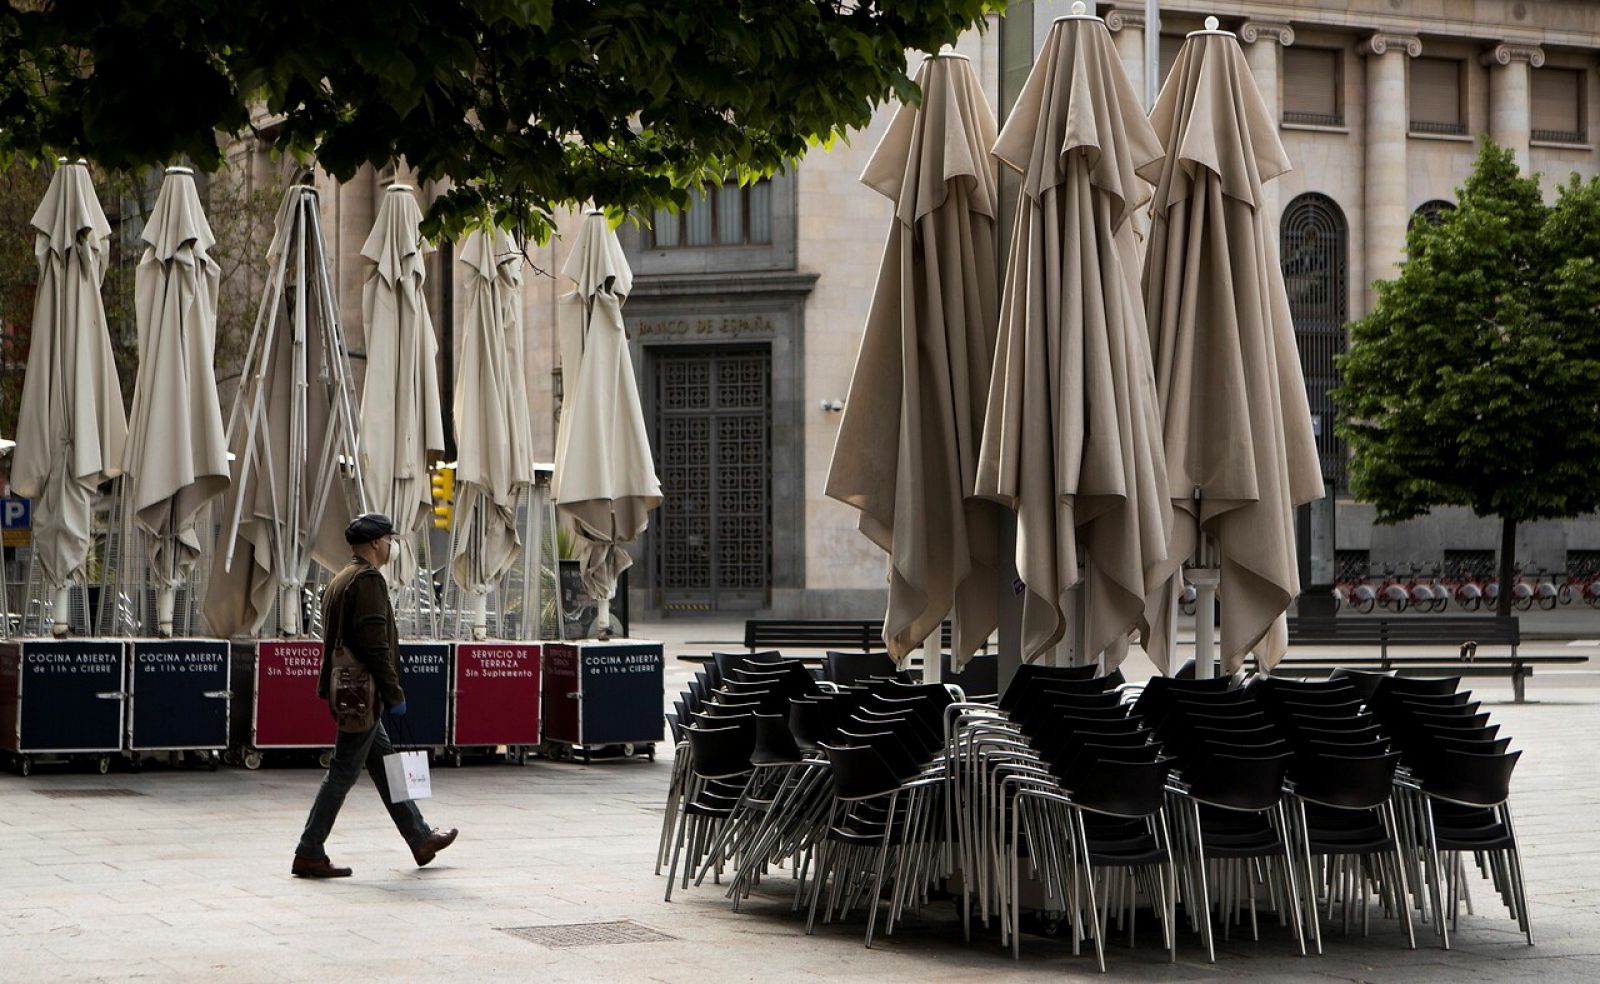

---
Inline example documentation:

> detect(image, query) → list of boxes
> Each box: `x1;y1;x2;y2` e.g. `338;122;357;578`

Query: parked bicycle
1334;569;1376;614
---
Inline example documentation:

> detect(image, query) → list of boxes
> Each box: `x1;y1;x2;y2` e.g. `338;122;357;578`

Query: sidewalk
0;620;1596;982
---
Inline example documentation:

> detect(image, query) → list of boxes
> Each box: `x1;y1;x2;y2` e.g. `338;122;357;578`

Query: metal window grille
1335;550;1370;583
1280;193;1350;491
1444;550;1496;580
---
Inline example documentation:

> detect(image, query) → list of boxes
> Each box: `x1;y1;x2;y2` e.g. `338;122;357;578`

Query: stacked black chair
1369;676;1531;948
805;685;953;947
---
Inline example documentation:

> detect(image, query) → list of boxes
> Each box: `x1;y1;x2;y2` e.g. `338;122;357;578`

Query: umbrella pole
52;586;71;637
1191;567;1221;679
307;200;368;510
221;195;296;573
525;483;541;641
922;638;941;684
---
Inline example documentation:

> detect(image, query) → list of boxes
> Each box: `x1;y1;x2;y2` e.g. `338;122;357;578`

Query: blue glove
388;700;408;717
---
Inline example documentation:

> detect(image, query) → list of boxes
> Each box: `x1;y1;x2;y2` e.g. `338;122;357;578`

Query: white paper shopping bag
383;749;433;802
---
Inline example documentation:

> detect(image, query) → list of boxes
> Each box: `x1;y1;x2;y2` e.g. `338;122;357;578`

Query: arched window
1410;198;1456;230
1280;193;1350;490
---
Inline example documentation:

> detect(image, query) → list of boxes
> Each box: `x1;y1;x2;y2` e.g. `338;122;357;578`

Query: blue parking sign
2;496;30;547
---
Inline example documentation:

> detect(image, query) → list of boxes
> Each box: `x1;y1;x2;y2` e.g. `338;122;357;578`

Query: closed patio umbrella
975;10;1172;667
122;166;231;635
450;227;534;636
826;51;1002;669
554;210;662;636
359;184;445;593
1138;20;1324;674
204;184;364;638
11;160;128;635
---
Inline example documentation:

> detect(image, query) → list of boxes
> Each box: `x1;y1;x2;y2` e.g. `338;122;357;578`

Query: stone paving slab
1;621;1597;982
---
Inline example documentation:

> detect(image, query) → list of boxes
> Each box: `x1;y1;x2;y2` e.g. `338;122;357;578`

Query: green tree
0;1;1001;241
1335;139;1600;616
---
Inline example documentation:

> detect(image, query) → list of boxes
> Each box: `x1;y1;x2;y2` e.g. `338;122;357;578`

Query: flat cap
345;512;396;545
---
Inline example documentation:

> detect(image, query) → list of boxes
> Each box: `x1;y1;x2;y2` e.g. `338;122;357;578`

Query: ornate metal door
652;347;771;612
1280;193;1350;490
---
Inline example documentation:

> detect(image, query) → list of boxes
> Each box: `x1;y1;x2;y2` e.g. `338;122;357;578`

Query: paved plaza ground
2;618;1598;982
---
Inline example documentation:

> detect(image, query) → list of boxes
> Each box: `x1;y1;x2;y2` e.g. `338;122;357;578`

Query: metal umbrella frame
206;183;366;638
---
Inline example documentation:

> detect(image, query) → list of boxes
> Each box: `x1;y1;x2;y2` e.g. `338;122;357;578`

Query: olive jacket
316;556;404;707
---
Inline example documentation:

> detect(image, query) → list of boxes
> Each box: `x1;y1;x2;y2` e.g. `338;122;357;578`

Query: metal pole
1144;0;1161;109
1192;568;1220;679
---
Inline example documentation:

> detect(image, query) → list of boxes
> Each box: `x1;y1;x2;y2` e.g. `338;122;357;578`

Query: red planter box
451;643;541;747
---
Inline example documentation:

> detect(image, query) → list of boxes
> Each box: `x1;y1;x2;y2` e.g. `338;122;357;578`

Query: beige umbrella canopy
554;210;662;621
204;185;362;638
122;167;231;633
450;227;533;601
826;52;1002;668
11;161;128;618
359;185;445;589
1138;24;1325;673
975;12;1172;667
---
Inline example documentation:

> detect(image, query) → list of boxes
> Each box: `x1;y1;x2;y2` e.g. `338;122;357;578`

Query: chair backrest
713;649;785;687
1293;751;1401;809
1327;667;1391;701
1068;756;1175;818
825;650;900;687
1187;753;1292;812
1418;748;1521;807
751;712;804;766
944;652;999;698
1132;676;1234;724
999;664;1101;710
1372;675;1460;699
821;742;904;800
832;727;921;781
686;723;756;779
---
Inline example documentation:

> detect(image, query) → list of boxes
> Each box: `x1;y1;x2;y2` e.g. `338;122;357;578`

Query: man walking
291;512;458;878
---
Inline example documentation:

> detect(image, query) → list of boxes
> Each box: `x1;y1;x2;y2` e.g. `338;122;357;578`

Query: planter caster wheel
19;755;32;777
207;751;220;772
97;755;111;775
514;746;528;766
128;754;143;774
452;751;463;768
622;743;636;759
646;744;656;762
242;749;263;771
317;750;333;769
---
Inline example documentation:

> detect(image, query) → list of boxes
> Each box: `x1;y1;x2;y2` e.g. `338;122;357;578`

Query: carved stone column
1481;43;1543;172
1241;22;1295;234
1360;33;1421;313
1104;7;1146;106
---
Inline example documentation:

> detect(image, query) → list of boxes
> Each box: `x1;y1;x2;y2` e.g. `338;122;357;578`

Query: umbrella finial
1072;1;1087;14
1205;15;1220;30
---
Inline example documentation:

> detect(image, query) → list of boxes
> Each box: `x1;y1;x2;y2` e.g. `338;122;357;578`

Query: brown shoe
412;828;458;867
291;855;352;879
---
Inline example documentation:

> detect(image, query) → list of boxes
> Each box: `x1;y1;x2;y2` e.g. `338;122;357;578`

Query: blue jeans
296;719;430;859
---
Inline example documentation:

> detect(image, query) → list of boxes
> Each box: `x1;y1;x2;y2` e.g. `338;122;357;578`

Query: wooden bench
743;619;985;654
1263;615;1588;702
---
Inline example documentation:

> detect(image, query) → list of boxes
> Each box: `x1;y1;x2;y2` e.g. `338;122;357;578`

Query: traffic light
431;464;455;530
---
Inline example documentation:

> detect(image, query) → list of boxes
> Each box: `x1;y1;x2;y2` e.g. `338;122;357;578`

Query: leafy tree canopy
0;1;1001;241
1335;139;1600;610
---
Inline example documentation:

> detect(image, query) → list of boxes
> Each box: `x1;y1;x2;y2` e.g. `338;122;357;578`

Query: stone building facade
272;0;1600;621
